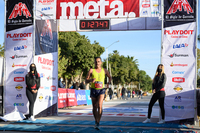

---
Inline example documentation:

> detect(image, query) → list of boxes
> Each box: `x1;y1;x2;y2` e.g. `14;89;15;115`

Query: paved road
0;95;199;132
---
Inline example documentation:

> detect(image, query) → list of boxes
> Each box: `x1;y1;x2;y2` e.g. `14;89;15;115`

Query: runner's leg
97;94;105;123
91;97;98;122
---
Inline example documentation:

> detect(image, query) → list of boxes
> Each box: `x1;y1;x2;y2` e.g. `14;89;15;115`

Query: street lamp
106;40;119;84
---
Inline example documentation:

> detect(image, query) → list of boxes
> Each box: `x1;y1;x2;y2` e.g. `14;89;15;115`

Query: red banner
58;88;67;108
57;0;139;19
67;89;77;107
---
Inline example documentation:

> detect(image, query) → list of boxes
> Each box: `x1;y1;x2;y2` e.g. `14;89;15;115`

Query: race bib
95;81;103;88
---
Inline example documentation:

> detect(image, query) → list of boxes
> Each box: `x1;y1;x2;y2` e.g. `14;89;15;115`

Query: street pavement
0;95;199;132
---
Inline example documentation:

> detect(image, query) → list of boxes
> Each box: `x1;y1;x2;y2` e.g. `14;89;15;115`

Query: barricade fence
58;88;91;108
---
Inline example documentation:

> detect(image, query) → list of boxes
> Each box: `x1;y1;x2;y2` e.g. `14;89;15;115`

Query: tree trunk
79;71;83;83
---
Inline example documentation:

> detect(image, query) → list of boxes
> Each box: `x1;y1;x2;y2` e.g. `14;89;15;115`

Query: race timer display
80;20;110;30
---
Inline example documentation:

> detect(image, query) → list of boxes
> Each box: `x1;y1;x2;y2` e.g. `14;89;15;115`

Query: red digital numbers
80;20;109;29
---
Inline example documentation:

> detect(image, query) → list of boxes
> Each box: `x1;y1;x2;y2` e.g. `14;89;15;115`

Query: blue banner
85;90;92;105
75;90;87;105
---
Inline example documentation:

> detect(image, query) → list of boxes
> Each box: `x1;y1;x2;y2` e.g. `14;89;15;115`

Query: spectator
132;90;135;98
74;82;79;90
79;81;86;89
58;77;64;88
108;88;113;100
122;86;128;100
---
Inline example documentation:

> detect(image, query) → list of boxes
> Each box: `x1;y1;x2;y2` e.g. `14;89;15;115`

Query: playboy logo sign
8;2;32;19
41;20;53;40
167;0;193;14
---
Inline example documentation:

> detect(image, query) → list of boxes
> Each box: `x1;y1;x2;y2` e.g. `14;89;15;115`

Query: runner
86;57;112;130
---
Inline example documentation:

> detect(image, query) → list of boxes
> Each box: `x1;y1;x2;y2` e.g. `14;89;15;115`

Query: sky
0;1;199;79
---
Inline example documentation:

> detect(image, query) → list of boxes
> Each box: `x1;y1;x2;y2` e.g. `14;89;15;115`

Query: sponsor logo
15;84;23;91
170;62;188;67
173;85;183;92
172;77;185;83
173;43;188;49
58;0;138;19
142;10;148;14
153;4;159;7
172;105;184;109
12;63;27;68
38;0;55;5
45;96;55;101
50;86;56;91
77;93;86;101
40;73;45;78
67;93;76;98
7;33;32;38
14;45;27;51
164;30;194;35
174;96;181;102
44;86;50;90
38;57;54;66
39;86;44;89
39;93;43;102
41;7;53;11
47;76;56;81
14;103;24;106
168;53;188;58
16;94;22;99
41;20;53;40
8;2;32;19
142;4;150;8
167;0;193;15
59;93;67;99
10;54;27;59
14;71;25;74
14;77;24;82
172;71;185;74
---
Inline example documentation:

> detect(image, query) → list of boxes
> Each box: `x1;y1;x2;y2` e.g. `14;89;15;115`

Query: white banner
5;25;34;114
162;22;196;122
140;0;160;17
36;0;57;20
0;57;3;86
33;52;58;116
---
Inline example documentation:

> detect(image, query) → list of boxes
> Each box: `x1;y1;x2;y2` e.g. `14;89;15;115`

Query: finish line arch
4;0;198;123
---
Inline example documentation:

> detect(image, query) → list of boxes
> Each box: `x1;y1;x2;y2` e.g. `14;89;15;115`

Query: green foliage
58;32;105;83
0;44;4;57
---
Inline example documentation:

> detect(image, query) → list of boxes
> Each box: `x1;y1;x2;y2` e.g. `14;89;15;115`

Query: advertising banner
6;0;33;32
35;19;58;55
0;57;3;86
58;88;67;108
5;0;34;115
162;0;196;122
85;90;92;105
57;0;140;19
75;90;87;105
36;0;57;20
34;52;58;116
67;89;77;107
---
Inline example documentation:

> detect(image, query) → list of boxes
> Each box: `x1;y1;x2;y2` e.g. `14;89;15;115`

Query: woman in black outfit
143;64;166;124
25;63;40;121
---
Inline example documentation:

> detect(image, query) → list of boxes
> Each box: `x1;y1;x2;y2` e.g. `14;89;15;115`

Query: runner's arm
85;69;95;83
104;68;112;84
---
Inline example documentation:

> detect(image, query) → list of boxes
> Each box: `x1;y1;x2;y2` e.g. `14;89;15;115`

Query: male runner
86;57;112;130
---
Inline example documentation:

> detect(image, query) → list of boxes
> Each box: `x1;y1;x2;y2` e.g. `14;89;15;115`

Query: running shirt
91;68;105;90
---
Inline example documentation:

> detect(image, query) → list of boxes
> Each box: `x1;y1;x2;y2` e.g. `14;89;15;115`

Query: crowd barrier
58;88;92;108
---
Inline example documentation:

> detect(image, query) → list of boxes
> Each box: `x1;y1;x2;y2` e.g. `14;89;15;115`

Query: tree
0;44;4;57
58;32;104;86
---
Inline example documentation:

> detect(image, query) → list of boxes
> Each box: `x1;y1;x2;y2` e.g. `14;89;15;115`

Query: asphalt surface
0;95;199;132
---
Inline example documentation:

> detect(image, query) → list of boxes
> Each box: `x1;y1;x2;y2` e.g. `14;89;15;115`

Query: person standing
143;64;166;124
58;77;64;88
25;63;40;121
86;57;112;130
108;88;113;100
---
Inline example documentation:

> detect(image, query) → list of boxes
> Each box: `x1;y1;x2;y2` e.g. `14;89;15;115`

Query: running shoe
157;119;165;124
143;118;151;123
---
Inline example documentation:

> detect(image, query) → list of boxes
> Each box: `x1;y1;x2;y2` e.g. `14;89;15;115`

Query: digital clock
80;20;110;30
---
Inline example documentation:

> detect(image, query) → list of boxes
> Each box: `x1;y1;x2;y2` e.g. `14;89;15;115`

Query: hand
152;89;155;94
32;90;37;93
91;78;96;83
